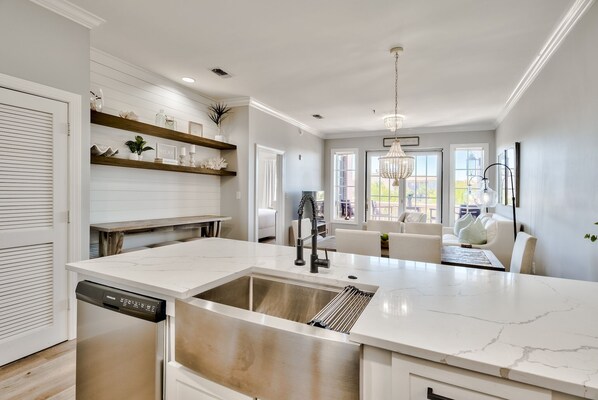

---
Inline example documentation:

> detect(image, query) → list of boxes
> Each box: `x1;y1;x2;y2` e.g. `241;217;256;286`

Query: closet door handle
427;387;454;400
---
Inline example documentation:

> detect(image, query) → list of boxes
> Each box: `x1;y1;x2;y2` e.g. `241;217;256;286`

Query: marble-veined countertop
66;238;598;399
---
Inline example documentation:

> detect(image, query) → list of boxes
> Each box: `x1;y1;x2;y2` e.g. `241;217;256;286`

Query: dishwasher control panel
76;280;166;322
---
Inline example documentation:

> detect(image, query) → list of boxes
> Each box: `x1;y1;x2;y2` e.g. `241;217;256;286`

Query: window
405;152;441;223
367;151;441;223
332;150;357;222
450;144;488;225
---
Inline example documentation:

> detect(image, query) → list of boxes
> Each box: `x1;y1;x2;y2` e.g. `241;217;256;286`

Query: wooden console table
91;215;231;257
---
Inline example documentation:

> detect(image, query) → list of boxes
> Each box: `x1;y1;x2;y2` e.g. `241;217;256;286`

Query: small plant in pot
207;103;231;141
125;135;153;161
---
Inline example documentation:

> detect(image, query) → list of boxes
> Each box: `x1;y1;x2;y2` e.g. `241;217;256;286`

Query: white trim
224;96;322;138
330;148;359;224
448;143;489;226
0;72;83;340
497;0;595;125
254;145;286;245
29;0;105;29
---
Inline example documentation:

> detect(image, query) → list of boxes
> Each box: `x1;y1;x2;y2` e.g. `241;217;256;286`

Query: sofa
442;213;520;267
398;211;426;232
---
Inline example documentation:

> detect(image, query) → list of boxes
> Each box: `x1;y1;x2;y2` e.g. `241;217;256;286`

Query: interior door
0;87;69;365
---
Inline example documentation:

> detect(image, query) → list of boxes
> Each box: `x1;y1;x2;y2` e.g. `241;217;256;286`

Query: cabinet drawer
410;375;504;400
392;353;551;400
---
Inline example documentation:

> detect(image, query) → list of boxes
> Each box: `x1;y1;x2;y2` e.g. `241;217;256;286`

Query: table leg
99;232;124;257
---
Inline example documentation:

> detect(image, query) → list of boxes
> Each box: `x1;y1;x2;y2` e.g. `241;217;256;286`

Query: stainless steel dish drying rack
307;285;373;334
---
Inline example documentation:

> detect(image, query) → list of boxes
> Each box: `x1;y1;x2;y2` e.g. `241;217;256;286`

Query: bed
258;208;277;239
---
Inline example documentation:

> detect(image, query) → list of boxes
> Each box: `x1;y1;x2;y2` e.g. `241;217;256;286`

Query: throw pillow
483;217;497;244
458;218;487;245
454;213;474;236
405;213;424;223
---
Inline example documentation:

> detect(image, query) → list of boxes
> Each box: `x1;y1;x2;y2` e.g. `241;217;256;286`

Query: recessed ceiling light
182;77;195;83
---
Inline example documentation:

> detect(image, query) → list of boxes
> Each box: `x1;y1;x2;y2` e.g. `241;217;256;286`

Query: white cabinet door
392;353;551;400
0;87;68;366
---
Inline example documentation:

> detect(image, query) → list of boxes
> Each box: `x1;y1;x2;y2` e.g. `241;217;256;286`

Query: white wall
89;50;224;250
325;130;495;233
496;3;598;280
0;0;91;259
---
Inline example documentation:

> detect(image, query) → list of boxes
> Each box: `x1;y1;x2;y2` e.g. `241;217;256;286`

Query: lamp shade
476;187;498;207
379;139;414;186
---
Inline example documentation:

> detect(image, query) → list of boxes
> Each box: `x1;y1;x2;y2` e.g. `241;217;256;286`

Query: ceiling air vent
312;114;323;119
211;68;231;78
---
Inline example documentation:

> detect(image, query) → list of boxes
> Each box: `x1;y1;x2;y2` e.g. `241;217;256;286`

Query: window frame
330;148;359;225
365;149;442;223
449;143;489;226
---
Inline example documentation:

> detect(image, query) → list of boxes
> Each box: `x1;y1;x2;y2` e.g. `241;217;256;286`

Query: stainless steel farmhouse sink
175;273;374;400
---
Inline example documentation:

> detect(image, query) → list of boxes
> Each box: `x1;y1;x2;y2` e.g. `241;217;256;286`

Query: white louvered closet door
0;87;68;366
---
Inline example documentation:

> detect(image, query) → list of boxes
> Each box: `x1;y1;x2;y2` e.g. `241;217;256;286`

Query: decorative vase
90;88;104;111
155;109;166;127
128;153;139;161
214;126;227;142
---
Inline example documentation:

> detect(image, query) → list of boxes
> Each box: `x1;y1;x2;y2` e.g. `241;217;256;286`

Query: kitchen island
66;238;598;399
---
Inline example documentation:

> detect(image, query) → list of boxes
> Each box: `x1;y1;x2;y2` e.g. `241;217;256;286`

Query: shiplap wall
90;49;224;250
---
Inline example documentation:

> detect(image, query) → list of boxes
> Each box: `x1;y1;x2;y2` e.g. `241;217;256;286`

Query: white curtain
260;159;277;209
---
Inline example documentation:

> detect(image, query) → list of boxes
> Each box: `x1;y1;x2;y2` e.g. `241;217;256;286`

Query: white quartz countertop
66;238;598;399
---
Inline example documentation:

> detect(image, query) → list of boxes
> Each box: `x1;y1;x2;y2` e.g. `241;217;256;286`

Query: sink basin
175;273;368;400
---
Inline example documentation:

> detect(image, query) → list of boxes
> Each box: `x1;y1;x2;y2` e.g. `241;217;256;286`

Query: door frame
254;144;285;245
0;72;83;340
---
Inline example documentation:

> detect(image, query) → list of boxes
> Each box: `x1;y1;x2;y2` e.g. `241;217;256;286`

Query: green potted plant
125;135;153;161
207;103;231;141
585;222;598;243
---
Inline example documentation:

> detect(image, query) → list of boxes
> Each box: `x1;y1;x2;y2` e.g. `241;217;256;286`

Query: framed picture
497;142;520;207
383;136;419;147
156;143;177;165
188;121;203;137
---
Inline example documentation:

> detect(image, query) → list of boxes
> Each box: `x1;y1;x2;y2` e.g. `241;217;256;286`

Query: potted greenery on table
585;222;598;243
125;135;153;160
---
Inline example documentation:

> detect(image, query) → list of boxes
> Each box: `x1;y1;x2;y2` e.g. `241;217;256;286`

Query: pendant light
379;46;414;186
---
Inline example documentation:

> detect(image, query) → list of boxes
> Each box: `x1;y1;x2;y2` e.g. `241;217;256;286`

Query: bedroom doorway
255;145;284;245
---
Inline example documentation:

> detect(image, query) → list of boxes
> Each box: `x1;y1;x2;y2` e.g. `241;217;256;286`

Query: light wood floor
0;340;75;400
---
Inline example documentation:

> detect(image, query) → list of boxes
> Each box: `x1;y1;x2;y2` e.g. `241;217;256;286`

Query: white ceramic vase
129;153;139;161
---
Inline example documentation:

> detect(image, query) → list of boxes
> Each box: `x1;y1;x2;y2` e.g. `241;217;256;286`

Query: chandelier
379;46;414;186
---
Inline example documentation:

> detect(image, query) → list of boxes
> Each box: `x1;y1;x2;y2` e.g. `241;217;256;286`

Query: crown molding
29;0;105;29
223;96;322;137
497;0;595;126
322;125;496;140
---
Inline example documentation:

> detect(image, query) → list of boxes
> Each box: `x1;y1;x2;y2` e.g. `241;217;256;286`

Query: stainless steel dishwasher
75;280;166;400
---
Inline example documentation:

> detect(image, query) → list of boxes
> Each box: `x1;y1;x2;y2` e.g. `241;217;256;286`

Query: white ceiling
70;0;574;137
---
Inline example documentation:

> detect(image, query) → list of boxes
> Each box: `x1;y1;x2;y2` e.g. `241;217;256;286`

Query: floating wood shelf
91;110;237;150
91;156;236;177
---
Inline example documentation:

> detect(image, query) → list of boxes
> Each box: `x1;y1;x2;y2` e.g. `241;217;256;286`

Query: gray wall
221;106;325;244
496;3;598;280
325;130;495;233
220;106;250;240
0;0;91;259
249;108;324;245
